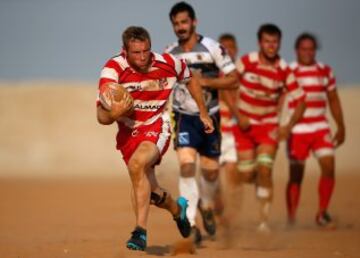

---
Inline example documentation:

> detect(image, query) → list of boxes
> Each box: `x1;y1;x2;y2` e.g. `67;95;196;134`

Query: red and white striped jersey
288;61;336;133
236;52;305;125
98;52;191;129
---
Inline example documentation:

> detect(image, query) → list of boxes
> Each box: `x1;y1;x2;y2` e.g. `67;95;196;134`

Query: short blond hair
122;26;151;50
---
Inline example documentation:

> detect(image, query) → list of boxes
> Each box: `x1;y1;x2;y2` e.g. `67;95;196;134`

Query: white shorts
220;132;237;164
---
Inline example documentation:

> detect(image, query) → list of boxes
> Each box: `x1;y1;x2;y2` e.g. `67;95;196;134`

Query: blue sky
0;0;359;85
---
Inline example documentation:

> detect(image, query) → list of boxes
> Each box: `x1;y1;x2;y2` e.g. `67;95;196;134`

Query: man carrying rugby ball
96;26;214;251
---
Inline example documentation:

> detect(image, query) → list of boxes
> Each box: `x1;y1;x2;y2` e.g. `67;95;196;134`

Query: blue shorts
172;111;221;158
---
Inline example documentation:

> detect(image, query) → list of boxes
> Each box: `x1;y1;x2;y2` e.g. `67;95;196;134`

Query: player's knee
128;157;147;176
256;165;273;187
321;167;335;178
239;172;256;184
289;159;305;183
290;159;304;166
201;168;219;182
319;157;335;178
236;159;256;183
257;168;272;183
256;154;274;170
289;159;305;172
180;163;196;177
150;189;169;208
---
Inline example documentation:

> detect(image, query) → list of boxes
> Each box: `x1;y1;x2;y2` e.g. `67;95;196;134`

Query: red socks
318;177;335;213
286;183;301;220
287;177;335;221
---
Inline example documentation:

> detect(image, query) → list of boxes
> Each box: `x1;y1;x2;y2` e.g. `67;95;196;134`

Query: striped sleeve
202;37;235;75
212;43;235;75
325;65;336;91
99;59;122;91
97;58;122;106
285;68;305;102
171;54;191;84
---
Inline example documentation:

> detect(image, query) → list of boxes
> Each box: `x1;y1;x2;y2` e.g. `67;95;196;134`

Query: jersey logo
134;103;161;110
158;78;168;89
127;84;142;91
145;131;159;137
178;132;190;145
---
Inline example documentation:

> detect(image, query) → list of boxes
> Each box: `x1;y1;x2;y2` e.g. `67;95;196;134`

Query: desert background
0;83;359;258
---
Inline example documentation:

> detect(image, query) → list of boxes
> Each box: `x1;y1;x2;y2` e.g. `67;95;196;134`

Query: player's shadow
146;245;171;256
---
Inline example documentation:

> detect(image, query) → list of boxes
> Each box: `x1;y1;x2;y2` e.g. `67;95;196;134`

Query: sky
0;0;359;85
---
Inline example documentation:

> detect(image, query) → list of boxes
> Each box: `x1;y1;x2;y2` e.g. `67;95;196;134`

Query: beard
176;25;195;42
261;49;279;63
299;55;316;66
128;59;151;73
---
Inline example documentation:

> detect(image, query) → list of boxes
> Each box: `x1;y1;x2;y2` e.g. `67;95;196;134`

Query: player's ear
122;46;127;57
192;18;198;27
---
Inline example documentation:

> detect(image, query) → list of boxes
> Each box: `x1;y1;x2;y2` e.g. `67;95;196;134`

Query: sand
0;83;359;257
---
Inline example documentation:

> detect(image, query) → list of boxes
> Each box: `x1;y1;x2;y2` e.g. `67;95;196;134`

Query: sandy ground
0;83;360;257
0;173;359;258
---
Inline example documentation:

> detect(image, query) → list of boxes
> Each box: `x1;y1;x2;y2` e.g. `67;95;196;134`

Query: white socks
179;176;199;226
199;175;219;209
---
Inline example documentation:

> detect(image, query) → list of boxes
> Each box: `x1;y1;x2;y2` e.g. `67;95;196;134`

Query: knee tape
200;157;219;171
257;154;274;168
237;160;256;173
150;190;168;206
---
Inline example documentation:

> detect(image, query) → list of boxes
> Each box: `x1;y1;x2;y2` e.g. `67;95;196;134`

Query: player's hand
333;126;345;147
237;114;250;131
109;91;133;119
200;113;214;134
277;124;291;142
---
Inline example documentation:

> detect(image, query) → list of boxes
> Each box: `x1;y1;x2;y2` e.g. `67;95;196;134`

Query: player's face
296;39;316;66
125;39;151;73
220;39;238;61
259;33;281;60
171;11;197;42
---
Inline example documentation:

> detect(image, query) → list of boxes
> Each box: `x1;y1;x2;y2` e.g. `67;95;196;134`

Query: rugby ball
99;83;128;111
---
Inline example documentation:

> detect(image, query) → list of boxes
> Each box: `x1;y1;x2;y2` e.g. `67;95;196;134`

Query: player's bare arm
97;105;115;125
198;70;238;90
327;89;345;147
219;88;237;108
278;99;306;141
186;75;214;133
221;88;250;131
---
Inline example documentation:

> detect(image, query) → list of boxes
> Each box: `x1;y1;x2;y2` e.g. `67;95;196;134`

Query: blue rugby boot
126;226;147;251
174;197;191;238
